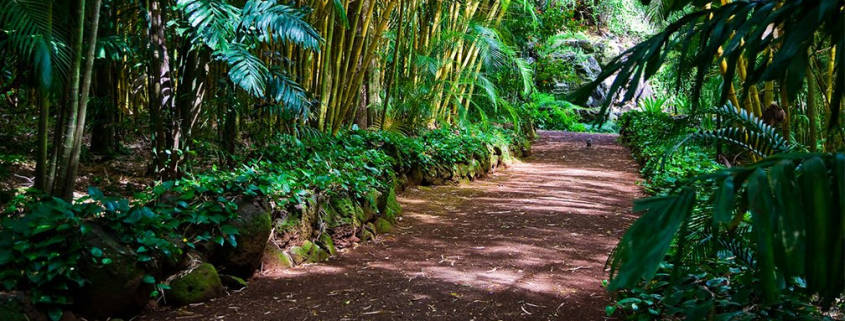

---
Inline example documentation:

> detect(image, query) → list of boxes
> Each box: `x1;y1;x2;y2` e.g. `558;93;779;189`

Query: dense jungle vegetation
0;0;843;320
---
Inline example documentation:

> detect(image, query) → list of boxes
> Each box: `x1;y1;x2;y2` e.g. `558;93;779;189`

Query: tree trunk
175;48;209;160
35;91;51;190
60;0;103;199
381;0;406;128
148;0;180;179
91;6;119;157
54;0;86;199
807;67;819;153
34;2;53;191
47;86;70;194
91;61;119;157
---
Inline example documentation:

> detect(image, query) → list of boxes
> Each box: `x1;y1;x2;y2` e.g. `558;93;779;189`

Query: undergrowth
0;125;527;319
611;111;830;320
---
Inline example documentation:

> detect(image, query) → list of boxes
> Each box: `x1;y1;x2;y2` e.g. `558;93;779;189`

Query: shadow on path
139;131;643;321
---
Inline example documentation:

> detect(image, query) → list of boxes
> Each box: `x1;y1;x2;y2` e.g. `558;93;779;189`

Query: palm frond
475;73;498;111
472;24;513;72
667;105;793;161
240;0;322;51
177;0;239;51
218;44;269;97
609;152;845;307
514;57;534;96
266;70;310;119
0;0;70;88
574;1;845;129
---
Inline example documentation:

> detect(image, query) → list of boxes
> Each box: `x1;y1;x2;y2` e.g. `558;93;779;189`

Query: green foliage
606;261;826;320
0;125;528;317
0;198;85;320
0;0;70;88
536;3;583;39
618;111;720;193
612;110;841;320
0;182;244;319
524;93;586;131
672;105;794;158
504;0;649;46
533;35;596;92
638;96;668;114
574;0;845;129
592;0;653;36
176;0;321;105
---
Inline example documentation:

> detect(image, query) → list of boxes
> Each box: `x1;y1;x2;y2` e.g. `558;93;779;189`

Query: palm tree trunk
34;1;53;191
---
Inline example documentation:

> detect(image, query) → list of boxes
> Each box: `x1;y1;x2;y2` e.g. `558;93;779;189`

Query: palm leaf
218;44;269;97
0;0;71;88
240;0;322;51
609;152;845;307
177;0;239;51
573;1;844;129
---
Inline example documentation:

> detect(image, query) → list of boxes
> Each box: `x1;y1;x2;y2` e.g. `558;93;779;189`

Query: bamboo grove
0;0;530;198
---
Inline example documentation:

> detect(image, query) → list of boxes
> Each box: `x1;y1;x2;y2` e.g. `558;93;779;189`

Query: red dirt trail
139;131;643;321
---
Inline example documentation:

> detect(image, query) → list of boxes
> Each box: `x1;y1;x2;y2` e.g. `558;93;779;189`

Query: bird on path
585;138;593;148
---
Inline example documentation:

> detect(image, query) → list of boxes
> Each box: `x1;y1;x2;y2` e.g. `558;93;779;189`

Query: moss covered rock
468;159;482;178
377;183;401;222
318;233;337;256
289;240;329;264
75;225;152;319
167;263;224;306
217;198;272;277
362;190;381;222
358;223;377;242
330;197;365;228
261;243;294;269
297;197;319;239
374;218;393;234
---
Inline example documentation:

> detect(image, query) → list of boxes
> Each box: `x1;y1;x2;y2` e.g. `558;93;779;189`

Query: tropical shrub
0;126;528;319
617;111;720;193
610;110;839;320
525;93;587;132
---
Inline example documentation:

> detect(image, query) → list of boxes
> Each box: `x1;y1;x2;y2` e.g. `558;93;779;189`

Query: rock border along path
140;131;643;321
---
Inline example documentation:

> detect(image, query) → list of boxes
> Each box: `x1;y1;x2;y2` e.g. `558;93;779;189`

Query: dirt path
139;131;643;321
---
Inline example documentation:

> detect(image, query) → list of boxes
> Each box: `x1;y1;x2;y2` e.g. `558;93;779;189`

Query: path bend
140;131;643;321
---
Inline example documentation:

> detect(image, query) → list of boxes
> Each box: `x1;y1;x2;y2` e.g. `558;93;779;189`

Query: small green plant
638;96;669;114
